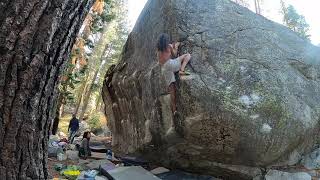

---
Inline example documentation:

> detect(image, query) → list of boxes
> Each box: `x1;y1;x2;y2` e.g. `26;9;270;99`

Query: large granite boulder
102;0;320;178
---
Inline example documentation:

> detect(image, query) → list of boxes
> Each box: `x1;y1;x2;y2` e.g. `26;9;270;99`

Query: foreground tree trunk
0;0;95;179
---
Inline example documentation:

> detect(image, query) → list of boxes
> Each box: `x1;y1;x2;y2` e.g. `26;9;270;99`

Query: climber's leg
179;53;191;75
168;82;177;113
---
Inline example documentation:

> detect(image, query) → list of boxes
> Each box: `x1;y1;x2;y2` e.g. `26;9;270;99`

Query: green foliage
58;0;116;107
79;65;87;75
59;62;86;104
280;1;310;40
85;39;95;49
89;0;130;96
57;0;129;118
232;0;249;8
91;1;116;34
87;114;102;130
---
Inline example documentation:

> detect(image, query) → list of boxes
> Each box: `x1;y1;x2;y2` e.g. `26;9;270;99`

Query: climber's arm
170;42;181;57
168;44;175;56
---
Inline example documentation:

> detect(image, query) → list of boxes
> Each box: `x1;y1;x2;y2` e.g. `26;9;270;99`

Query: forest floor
48;134;112;179
48;115;112;179
48;158;78;179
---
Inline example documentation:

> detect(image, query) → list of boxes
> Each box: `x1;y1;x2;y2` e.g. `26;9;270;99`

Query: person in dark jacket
68;114;79;144
78;131;91;159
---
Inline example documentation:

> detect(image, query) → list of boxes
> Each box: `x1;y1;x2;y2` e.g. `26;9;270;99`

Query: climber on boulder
157;33;192;114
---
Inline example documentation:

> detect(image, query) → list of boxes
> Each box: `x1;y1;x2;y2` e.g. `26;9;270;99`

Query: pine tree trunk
79;44;110;120
95;94;102;112
253;0;262;15
257;0;261;14
59;103;65;117
254;0;258;14
0;0;95;179
79;65;101;120
74;73;90;115
99;100;105;112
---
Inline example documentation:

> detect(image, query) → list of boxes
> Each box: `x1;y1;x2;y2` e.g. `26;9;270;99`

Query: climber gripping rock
157;33;192;115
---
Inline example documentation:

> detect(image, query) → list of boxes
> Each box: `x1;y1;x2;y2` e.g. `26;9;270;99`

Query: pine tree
280;0;310;40
254;0;263;14
232;0;250;8
79;0;130;119
54;0;115;123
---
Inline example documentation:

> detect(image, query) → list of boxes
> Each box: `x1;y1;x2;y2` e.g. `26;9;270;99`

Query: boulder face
102;0;320;178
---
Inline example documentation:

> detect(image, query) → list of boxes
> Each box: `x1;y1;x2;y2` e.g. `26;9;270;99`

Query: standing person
68;114;79;144
78;131;92;159
157;33;192;115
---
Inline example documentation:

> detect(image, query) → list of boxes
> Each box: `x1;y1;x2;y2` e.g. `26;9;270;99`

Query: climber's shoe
179;70;191;76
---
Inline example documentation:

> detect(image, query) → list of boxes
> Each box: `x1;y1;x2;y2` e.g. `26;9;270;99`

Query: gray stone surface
150;167;170;175
48;146;60;158
156;170;221;180
102;0;320;178
77;171;107;180
66;150;79;160
264;170;311;180
107;166;161;180
80;159;112;170
302;147;320;170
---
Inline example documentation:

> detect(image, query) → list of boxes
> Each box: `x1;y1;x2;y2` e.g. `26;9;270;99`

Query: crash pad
119;156;149;169
90;145;108;153
105;166;161;180
156;170;218;180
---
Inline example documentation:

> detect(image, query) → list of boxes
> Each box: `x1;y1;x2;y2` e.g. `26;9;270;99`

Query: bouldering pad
105;166;161;180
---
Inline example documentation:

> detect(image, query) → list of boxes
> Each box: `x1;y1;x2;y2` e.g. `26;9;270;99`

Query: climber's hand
174;42;180;49
168;44;174;50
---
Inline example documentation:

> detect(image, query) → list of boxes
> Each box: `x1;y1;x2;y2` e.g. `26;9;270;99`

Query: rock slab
264;170;311;180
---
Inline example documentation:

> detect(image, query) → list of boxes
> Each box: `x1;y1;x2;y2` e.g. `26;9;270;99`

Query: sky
128;0;148;29
128;0;319;45
255;0;320;45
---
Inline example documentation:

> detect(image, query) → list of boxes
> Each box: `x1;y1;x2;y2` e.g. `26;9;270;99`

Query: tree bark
95;94;102;112
0;0;95;179
74;72;90;115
